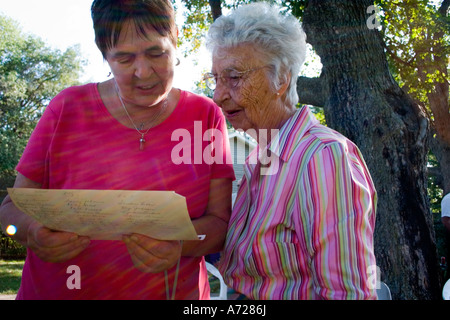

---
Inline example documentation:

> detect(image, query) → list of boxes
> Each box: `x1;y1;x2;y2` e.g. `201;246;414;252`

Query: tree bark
296;75;327;107
301;0;441;299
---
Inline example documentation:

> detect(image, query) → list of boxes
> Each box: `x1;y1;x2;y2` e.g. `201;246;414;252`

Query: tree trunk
209;0;222;21
301;0;441;299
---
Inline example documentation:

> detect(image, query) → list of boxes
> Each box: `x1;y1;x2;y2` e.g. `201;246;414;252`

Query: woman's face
211;44;290;134
106;19;176;107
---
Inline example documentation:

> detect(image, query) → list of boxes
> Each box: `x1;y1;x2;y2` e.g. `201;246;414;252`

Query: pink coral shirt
16;83;234;299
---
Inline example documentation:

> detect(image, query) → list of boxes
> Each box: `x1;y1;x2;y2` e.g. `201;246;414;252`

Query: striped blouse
219;106;377;300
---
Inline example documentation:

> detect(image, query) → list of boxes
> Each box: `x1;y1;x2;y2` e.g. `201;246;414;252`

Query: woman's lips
224;109;242;118
136;83;158;93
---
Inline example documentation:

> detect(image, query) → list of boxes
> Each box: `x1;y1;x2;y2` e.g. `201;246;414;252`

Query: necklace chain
114;81;168;150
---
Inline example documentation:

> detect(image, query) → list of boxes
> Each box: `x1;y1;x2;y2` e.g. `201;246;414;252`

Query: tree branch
438;0;450;16
382;41;415;68
296;75;327;107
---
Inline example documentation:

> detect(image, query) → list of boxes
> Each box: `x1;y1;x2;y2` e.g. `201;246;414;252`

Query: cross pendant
139;135;145;151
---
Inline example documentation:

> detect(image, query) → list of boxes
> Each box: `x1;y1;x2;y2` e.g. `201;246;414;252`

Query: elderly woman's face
212;44;287;133
106;19;176;107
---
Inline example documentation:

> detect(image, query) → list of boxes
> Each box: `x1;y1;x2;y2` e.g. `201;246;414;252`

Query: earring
107;72;112;77
175;58;181;66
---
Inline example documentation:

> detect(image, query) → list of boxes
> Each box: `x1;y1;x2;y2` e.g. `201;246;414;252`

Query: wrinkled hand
27;221;91;263
123;234;182;273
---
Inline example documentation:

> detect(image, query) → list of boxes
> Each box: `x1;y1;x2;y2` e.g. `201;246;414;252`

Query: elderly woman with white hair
205;3;378;300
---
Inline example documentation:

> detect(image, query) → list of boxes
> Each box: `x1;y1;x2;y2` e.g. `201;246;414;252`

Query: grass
0;260;24;295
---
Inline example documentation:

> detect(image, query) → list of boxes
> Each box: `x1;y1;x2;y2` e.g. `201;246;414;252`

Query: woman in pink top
0;0;234;299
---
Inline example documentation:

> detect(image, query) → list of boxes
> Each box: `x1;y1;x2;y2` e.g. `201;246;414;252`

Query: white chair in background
443;279;450;300
376;282;392;300
206;261;228;300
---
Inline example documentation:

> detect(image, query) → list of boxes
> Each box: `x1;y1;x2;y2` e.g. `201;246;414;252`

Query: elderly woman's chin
226;113;252;132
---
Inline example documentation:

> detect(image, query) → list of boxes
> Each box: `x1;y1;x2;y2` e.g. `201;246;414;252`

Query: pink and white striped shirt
219;106;377;300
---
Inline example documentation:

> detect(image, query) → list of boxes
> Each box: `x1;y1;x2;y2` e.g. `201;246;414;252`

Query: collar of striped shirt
255;106;320;166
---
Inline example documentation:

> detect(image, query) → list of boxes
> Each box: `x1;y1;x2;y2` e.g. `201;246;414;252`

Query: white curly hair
206;2;307;107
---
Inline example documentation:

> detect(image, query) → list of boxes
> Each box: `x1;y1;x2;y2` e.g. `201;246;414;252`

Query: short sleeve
16;100;60;184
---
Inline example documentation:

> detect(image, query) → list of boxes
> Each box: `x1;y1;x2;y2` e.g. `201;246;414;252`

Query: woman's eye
226;69;242;79
117;56;134;64
147;50;166;58
226;73;242;82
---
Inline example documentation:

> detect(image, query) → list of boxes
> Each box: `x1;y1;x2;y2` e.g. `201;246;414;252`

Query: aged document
7;188;201;241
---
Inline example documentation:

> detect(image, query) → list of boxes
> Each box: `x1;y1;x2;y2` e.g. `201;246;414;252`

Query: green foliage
428;151;444;214
379;0;449;108
308;105;326;126
176;0;214;57
278;0;308;18
428;151;446;259
0;14;84;188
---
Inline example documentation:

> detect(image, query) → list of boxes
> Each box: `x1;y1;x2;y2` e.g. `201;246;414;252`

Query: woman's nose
134;56;154;79
213;81;230;107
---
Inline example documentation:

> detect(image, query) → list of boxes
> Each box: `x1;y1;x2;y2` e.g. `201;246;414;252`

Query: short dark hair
91;0;177;58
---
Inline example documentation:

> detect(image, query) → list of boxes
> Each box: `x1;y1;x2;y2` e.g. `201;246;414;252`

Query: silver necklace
114;82;168;151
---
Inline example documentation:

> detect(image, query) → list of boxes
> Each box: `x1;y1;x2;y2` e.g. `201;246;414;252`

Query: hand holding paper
25;220;91;263
123;233;183;273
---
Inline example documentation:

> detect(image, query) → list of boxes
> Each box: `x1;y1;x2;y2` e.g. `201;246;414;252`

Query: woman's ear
276;72;291;97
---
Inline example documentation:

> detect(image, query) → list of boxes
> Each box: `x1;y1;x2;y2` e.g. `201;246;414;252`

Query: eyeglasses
203;66;267;90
